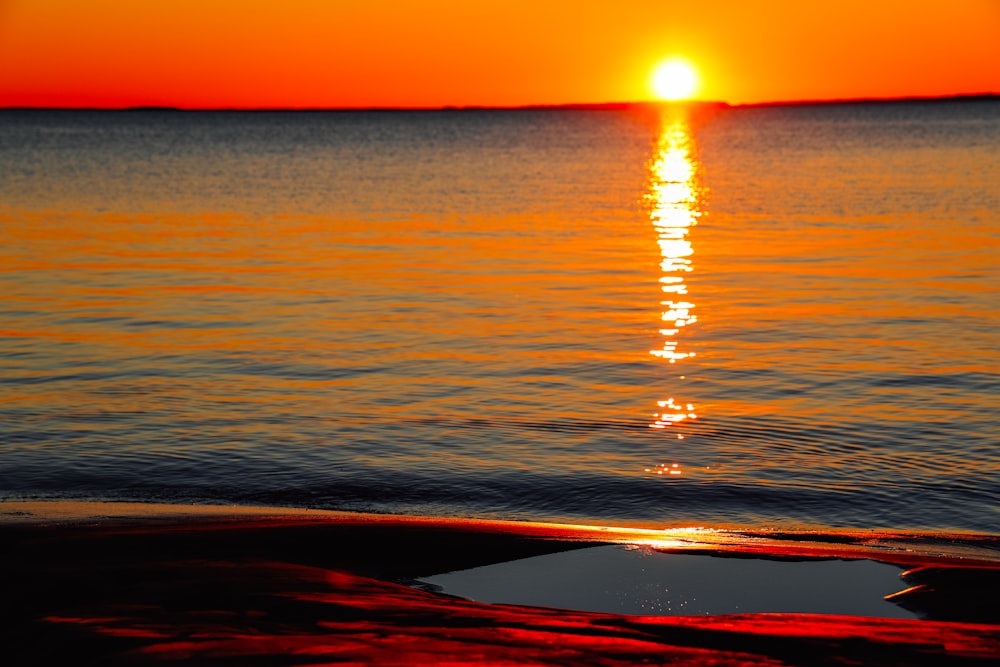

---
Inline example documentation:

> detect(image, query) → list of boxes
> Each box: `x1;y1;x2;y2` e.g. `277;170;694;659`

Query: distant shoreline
1;92;996;113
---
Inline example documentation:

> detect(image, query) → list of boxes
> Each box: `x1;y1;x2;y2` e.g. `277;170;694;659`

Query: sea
1;100;997;535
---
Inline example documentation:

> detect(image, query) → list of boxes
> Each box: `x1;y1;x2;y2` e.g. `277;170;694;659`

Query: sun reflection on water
646;111;703;446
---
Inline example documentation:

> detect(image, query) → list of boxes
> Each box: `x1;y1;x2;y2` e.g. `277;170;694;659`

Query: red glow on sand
10;512;993;666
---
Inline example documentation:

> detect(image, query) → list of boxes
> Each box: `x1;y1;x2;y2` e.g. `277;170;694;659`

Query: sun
651;60;699;101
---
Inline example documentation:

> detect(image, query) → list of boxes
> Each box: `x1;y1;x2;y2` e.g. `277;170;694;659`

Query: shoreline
3;499;997;563
0;92;996;112
3;500;999;665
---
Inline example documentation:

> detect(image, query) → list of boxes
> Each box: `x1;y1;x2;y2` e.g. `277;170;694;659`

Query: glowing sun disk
652;60;698;101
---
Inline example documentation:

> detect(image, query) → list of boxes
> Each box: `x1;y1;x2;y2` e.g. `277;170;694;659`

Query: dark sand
2;501;998;665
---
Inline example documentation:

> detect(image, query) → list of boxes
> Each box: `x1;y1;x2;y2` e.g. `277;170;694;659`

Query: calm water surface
1;102;997;534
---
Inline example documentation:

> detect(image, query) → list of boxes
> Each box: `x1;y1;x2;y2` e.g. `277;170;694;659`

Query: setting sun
651;60;699;101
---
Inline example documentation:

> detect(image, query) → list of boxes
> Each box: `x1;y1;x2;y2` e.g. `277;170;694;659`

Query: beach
2;103;998;665
2;0;999;657
3;501;998;665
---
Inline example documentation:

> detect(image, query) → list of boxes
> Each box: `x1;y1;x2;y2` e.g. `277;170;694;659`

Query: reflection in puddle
417;545;918;618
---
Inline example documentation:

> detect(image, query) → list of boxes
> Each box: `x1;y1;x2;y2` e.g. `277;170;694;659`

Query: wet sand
2;501;998;665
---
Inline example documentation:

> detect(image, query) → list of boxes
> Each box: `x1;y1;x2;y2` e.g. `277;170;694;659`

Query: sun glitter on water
651;59;699;101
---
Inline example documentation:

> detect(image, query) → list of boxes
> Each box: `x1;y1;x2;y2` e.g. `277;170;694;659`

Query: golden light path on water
645;110;703;478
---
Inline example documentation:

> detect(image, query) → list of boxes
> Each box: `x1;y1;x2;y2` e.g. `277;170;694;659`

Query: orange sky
1;0;997;108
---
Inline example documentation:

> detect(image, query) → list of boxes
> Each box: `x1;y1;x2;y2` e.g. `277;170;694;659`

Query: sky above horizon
1;0;998;108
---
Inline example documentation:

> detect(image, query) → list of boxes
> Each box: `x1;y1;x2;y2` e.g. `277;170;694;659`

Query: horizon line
1;92;996;112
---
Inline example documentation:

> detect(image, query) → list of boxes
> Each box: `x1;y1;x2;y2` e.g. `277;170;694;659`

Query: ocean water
1;102;997;534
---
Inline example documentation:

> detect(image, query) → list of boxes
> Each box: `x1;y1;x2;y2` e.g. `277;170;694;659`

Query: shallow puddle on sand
417;545;918;618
